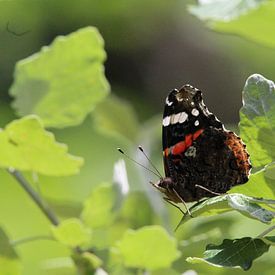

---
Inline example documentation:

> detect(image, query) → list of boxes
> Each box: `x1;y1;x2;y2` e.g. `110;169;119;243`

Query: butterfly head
165;84;204;113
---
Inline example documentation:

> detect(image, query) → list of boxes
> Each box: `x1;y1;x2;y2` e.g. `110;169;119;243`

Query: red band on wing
164;129;204;156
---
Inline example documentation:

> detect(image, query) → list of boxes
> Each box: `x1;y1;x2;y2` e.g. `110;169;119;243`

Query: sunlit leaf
115;225;181;270
214;1;275;48
189;0;266;22
10;26;110;128
51;218;91;247
177;194;275;228
188;0;275;48
230;163;275;198
187;236;275;270
81;183;117;229
0;115;83;176
0;228;22;275
92;94;139;141
239;74;275;169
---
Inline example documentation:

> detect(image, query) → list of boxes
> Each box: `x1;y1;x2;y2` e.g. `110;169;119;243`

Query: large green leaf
51;218;92;247
115;226;180;270
187;236;275;270
0;115;83;176
177;194;275;228
214;1;275;48
239;74;275;169
0;228;22;275
188;0;275;48
230;163;275;198
10;26;110;128
189;0;265;22
81;183;117;229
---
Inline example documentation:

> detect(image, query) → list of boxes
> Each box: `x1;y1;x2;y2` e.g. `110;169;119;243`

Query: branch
8;168;59;226
11;235;54;246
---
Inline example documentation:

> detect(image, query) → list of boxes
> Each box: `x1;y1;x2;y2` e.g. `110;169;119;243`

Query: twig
11;235;54;246
257;225;275;238
7;168;59;226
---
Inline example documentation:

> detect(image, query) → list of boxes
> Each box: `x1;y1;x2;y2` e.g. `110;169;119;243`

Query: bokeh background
0;0;275;274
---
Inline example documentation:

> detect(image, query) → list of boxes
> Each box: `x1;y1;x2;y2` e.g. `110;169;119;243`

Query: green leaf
186;236;274;270
81;183;117;229
239;74;275;169
177;194;275;228
115;225;181;270
189;0;266;22
188;1;275;48
230;163;275;198
51;218;91;247
214;1;275;48
92;94;139;141
0;228;22;275
0;115;83;176
10;26;110;128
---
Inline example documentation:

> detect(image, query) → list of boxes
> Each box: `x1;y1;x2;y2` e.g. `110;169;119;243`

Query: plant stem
8;168;59;226
11;235;55;246
257;225;275;238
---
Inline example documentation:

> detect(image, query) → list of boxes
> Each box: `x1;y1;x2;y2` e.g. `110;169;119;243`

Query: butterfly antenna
138;146;163;178
117;148;160;178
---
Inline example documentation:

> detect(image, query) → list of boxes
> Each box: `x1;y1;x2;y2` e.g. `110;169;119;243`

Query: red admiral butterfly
152;84;251;206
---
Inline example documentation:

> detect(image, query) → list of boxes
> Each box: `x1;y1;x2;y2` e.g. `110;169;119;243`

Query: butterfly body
156;84;251;203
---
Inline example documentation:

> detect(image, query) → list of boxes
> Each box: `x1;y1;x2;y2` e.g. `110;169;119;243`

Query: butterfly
151;84;251;209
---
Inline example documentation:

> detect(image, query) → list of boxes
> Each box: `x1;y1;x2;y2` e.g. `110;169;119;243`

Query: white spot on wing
166;97;173;106
171;113;181;124
194;120;199;126
179;112;188;123
162;116;170;127
191;108;199;116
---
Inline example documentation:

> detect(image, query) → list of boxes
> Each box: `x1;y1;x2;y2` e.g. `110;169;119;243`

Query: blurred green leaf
92;94;139;141
187;236;275;270
92;222;129;249
120;192;154;228
0;227;22;275
10;26;110;128
230;163;275;198
214;1;275;48
81;183;117;229
0;115;83;176
72;251;102;275
189;0;265;22
51;218;91;247
239;74;275;169
115;225;181;270
178;194;275;228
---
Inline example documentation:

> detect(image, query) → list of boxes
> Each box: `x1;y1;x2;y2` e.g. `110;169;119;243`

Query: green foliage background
0;0;275;274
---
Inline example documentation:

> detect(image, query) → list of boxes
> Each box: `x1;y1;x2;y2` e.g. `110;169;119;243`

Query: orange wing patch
163;129;204;156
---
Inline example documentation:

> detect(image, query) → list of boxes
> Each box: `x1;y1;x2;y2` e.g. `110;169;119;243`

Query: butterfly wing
161;85;251;202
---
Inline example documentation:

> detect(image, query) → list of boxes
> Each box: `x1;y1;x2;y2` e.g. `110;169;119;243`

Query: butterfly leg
195;184;223;196
163;197;185;215
171;188;193;217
